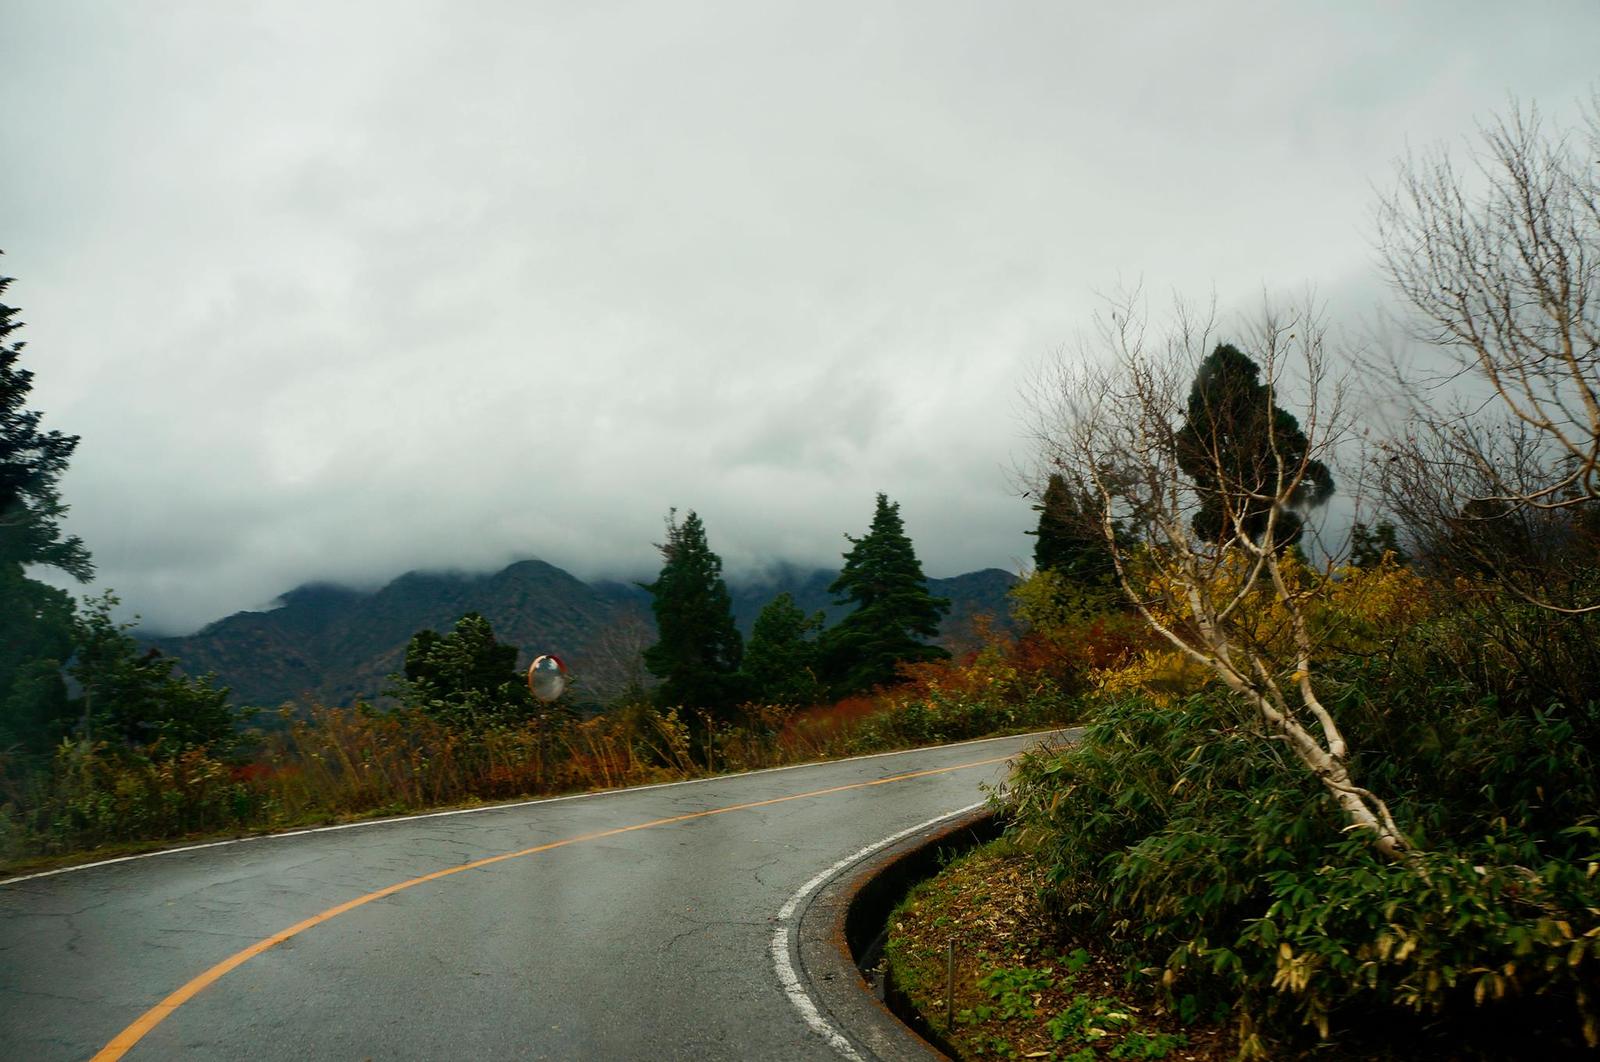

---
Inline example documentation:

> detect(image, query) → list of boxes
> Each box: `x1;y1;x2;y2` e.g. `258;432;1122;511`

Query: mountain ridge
148;559;1018;708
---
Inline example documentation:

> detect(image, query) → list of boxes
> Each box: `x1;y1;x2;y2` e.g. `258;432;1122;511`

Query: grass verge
883;838;1231;1061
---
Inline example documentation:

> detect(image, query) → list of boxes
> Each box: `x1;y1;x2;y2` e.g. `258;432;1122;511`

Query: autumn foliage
0;596;1100;865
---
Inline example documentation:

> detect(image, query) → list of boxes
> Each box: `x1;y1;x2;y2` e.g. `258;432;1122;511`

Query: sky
4;1;1597;635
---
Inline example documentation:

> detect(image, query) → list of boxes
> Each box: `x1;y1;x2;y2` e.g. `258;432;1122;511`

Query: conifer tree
742;592;824;706
1;255;91;750
1028;472;1116;585
0;565;75;752
1;258;92;580
1348;520;1410;569
1174;343;1334;549
641;510;745;716
818;494;950;696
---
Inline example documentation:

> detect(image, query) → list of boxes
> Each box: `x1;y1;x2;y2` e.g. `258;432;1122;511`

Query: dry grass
2;664;1079;869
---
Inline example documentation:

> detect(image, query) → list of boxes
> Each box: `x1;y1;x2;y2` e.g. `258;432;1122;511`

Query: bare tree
575;606;657;705
1378;415;1589;584
1026;293;1412;859
1375;96;1600;609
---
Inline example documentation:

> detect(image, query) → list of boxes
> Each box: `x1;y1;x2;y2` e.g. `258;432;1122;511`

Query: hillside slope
150;560;1017;708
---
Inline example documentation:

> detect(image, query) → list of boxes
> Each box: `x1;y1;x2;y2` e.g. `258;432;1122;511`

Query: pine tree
818;494;950;696
742;592;824;706
641;510;746;716
1349;520;1410;568
0;255;92;751
1;258;92;580
0;564;75;752
1174;343;1334;549
1028;472;1116;585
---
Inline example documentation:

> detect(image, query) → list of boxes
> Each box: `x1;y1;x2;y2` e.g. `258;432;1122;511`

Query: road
0;731;1059;1061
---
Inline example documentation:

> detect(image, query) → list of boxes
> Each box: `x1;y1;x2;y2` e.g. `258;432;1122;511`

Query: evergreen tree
0;565;75;752
1349;520;1410;568
641;510;746;716
0;255;92;750
401;612;532;730
1174;343;1334;549
818;494;950;696
742;592;824;706
1028;472;1117;585
1;258;92;580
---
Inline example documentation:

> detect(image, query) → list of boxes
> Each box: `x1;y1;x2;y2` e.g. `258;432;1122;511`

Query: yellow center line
91;753;1010;1060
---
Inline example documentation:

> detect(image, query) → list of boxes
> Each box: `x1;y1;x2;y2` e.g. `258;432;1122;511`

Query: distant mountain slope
149;560;1017;709
926;568;1023;652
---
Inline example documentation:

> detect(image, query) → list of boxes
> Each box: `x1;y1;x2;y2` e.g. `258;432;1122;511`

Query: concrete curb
795;805;1004;1061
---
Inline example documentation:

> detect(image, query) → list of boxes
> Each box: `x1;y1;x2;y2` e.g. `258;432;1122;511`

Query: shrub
1006;682;1600;1054
14;741;267;852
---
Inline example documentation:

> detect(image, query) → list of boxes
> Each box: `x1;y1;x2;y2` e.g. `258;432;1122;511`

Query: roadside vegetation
962;558;1600;1059
884;98;1600;1059
0;612;1086;869
886;839;1220;1061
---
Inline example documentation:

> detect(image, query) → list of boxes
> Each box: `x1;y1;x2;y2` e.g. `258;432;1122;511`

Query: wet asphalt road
0;732;1059;1061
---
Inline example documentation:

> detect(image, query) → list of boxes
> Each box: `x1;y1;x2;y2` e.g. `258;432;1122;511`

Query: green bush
22;741;267;851
1007;685;1600;1054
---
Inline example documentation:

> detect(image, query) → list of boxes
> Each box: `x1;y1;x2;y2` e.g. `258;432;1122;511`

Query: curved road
0;731;1058;1061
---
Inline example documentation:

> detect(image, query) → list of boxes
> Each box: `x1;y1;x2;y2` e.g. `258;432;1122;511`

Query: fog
4;1;1595;632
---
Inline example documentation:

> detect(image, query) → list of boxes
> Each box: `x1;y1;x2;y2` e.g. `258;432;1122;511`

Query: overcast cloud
4;1;1597;633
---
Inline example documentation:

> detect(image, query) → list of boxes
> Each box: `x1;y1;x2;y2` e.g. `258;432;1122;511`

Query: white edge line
771;800;988;1061
0;729;1062;887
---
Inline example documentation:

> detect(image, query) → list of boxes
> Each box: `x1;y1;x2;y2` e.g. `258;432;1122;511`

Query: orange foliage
776;695;882;753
